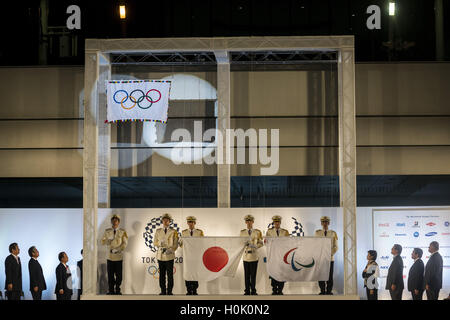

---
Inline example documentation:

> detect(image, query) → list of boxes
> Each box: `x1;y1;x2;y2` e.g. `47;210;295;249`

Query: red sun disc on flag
202;246;229;272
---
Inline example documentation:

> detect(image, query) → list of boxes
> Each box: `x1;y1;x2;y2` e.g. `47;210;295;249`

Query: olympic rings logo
113;89;161;110
147;265;177;279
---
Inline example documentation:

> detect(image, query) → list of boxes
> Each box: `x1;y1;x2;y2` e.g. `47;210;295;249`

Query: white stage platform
82;294;360;300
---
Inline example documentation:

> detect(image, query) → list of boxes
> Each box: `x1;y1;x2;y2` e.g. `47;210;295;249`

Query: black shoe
244;292;250;295
251;292;258;295
271;291;277;295
326;292;333;295
106;292;115;295
278;291;284;295
319;292;326;295
167;292;173;295
159;292;166;295
193;291;198;295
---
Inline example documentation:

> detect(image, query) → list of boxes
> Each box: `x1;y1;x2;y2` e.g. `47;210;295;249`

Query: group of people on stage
362;241;444;300
141;213;338;296
3;213;448;300
2;243;83;300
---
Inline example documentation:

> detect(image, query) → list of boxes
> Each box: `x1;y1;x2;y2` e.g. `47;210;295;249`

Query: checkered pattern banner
143;216;181;253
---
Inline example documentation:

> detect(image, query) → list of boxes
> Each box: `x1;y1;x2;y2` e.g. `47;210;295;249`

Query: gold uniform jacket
266;228;290;237
180;229;204;247
240;229;263;262
154;227;179;261
314;229;338;261
101;228;128;261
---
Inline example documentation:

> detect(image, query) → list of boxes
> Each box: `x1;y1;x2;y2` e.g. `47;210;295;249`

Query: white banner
183;237;247;282
266;237;331;282
106;80;171;123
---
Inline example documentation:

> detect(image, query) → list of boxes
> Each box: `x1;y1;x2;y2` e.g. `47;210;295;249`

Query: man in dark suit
28;246;47;300
386;243;404;300
77;249;83;300
424;241;443;300
408;247;424;300
4;243;22;300
55;252;73;300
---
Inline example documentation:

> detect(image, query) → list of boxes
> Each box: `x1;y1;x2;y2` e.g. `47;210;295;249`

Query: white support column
215;51;231;208
83;49;100;297
98;54;111;208
338;47;358;295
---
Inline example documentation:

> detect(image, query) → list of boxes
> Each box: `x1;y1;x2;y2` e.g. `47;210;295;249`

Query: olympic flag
106;80;171;123
182;237;247;282
265;237;331;282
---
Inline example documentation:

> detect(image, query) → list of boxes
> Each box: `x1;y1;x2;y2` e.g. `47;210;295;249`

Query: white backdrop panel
0;209;82;300
97;208;343;295
372;208;450;300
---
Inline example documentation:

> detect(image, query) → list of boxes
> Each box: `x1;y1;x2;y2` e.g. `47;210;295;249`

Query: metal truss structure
83;36;357;297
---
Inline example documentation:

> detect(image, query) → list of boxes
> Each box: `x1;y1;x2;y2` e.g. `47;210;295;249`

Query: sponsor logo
401;256;406;259
445;221;449;227
378;223;389;227
413;232;419;237
426;222;436;227
380;266;388;270
379;232;389;238
380;256;389;260
396;223;406;227
411;221;420;228
444;265;450;269
442;233;450;236
425;232;437;237
403;275;407;278
283;248;315;272
395;233;407;237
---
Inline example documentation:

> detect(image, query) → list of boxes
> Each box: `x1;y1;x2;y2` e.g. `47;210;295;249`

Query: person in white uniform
314;216;338;295
180;216;204;295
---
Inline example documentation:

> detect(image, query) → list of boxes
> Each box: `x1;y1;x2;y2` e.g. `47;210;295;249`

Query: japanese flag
182;237;247;282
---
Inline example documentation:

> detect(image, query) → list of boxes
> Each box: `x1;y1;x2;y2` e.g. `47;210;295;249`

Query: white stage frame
83;36;357;298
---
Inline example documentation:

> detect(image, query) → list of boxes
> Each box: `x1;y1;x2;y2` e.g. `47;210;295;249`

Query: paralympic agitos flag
106;80;171;123
265;237;331;282
182;237;247;282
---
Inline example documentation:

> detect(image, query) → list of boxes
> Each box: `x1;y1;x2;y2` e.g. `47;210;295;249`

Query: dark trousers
426;288;440;300
185;281;199;295
365;288;378;300
31;290;42;300
389;288;403;300
411;290;424;300
107;259;123;294
158;259;174;294
243;261;258;294
77;289;82;300
56;291;72;300
6;291;21;300
270;277;285;294
318;261;334;294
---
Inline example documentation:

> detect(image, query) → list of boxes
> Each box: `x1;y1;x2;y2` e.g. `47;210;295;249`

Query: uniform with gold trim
101;214;128;294
154;213;179;295
240;215;263;295
180;216;204;295
265;215;289;295
314;216;338;295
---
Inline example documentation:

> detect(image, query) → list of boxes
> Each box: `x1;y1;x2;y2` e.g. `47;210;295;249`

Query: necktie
164;228;167;234
248;229;251;236
114;229;116;236
324;230;328;236
190;230;193;236
276;229;279;237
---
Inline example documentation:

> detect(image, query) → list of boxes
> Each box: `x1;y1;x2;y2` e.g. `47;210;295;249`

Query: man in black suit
408;247;424;300
55;252;73;300
28;246;47;300
386;243;404;300
77;249;83;300
424;241;443;300
4;243;22;300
